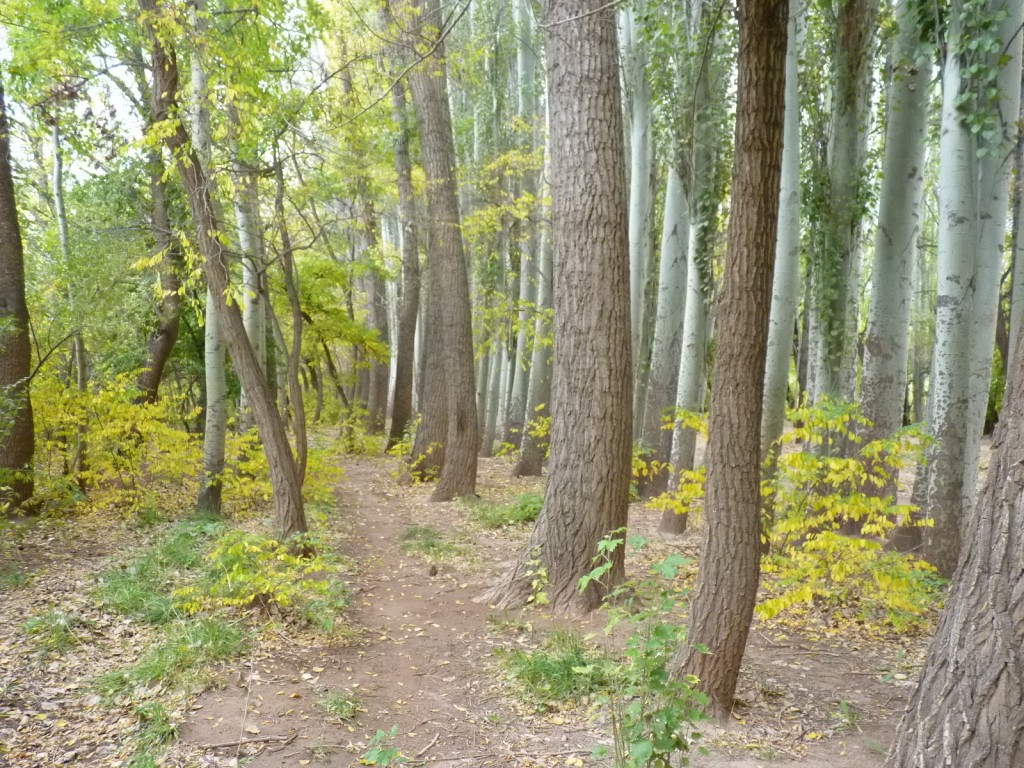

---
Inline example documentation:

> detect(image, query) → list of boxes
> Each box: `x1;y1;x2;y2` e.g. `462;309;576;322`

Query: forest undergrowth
0;418;945;767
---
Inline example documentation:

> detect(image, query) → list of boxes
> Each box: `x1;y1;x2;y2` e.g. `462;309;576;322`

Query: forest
1;0;1023;765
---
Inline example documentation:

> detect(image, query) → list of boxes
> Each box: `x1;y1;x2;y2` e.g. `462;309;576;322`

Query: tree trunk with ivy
483;0;631;614
672;0;788;718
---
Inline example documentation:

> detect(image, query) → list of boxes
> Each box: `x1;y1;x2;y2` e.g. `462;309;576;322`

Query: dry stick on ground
200;734;297;750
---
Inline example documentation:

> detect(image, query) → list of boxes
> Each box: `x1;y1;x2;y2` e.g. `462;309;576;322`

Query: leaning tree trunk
140;0;307;538
885;232;1024;768
0;81;34;506
859;0;930;445
387;77;421;450
483;0;632;614
406;0;479;501
673;0;788;718
640;165;689;495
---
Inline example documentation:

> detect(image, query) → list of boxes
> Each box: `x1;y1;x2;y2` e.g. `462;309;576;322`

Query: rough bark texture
0;82;35;506
407;0;479;501
483;0;631;614
387;77;421;450
885;288;1024;768
673;0;787;717
140;0;307;538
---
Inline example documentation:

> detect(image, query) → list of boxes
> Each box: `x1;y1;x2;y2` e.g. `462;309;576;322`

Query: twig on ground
200;733;297;750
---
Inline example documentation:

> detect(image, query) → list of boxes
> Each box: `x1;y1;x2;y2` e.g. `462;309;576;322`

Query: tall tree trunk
406;0;479;501
760;0;801;459
812;0;878;401
885;260;1024;768
140;0;307;538
0;81;34;506
483;0;631;614
1008;76;1024;379
189;0;228;518
623;4;654;381
672;0;788;717
919;0;1023;577
640;166;689;495
860;0;930;444
387;78;421;449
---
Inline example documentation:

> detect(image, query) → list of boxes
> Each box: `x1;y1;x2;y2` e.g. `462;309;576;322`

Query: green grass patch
134;701;177;750
96;520;222;624
400;526;470;560
0;566;29;589
318;689;360;721
24;609;91;652
498;630;612;709
469;493;543;529
96;617;246;701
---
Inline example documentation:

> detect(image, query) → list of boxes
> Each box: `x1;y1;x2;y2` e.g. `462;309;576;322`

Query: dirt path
173;457;920;768
174;458;601;767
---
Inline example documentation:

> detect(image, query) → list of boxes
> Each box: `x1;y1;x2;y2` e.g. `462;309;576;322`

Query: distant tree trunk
483;344;505;456
514;166;554;478
387;78;420;450
859;0;930;445
274;148;307;483
760;0;801;459
504;0;539;451
661;235;710;534
885;276;1024;768
51;124;88;487
136;147;182;404
409;258;447;477
640;166;689;495
0;82;35;506
360;205;391;435
484;0;631;613
140;0;307;538
406;0;479;501
672;0;787;718
229;111;268;432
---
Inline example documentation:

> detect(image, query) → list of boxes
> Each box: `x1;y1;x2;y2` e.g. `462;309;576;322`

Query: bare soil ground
1;455;928;767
